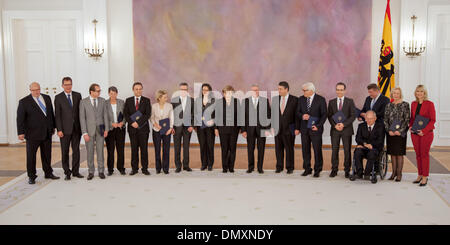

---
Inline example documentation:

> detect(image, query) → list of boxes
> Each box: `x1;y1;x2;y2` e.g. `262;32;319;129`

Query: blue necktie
37;97;47;115
370;98;376;110
67;94;73;108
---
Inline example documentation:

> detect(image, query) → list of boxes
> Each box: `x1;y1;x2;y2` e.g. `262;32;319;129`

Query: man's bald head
366;110;377;126
29;82;41;98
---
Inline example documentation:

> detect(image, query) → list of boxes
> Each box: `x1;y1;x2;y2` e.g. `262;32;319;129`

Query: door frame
426;5;450;146
2;10;84;144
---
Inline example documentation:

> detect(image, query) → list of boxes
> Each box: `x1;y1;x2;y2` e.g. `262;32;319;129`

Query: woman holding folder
105;86;126;176
409;85;436;187
383;87;410;182
151;90;174;174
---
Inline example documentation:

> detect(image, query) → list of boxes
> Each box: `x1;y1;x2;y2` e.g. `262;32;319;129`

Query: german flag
378;0;395;98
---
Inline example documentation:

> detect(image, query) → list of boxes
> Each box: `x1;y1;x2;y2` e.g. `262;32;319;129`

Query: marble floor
0;143;448;225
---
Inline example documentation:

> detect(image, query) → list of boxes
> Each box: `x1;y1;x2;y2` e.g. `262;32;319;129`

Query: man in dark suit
171;82;194;173
297;82;327;178
327;82;356;178
359;83;390;124
17;82;60;184
242;84;271;174
352;110;385;180
123;82;151;176
272;81;300;174
54;77;83;180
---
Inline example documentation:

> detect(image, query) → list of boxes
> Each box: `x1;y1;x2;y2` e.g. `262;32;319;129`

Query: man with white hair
296;82;327;178
17;82;59;184
351;110;384;182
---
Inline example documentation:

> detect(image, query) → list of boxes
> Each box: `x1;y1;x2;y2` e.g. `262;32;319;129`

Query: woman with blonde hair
150;90;174;174
409;85;436;187
384;87;410;182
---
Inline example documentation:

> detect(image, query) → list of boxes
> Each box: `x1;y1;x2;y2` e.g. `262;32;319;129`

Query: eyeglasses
95;90;101;93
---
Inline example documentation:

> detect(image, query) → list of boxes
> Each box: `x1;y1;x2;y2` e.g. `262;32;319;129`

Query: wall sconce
402;15;426;58
84;19;104;60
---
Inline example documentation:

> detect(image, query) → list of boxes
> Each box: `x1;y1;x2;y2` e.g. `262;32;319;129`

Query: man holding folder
124;82;152;176
297;82;327;178
327;82;356;178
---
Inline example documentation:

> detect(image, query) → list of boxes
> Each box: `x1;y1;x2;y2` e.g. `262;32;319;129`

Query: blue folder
307;116;319;129
332;111;346;124
411;115;430;133
159;118;170;135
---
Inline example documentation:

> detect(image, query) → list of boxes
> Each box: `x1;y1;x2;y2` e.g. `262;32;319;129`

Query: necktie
338;98;343;111
369;126;372;133
370;98;376;110
37;97;47;115
307;97;311;112
281;96;285;115
254;98;258;109
67;94;73;108
136;98;139;111
94;99;97;110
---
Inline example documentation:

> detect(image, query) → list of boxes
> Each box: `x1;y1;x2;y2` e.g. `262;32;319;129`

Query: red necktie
338;98;343;111
135;98;139;111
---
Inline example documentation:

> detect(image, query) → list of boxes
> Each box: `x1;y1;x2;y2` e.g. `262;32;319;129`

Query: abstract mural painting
133;0;372;104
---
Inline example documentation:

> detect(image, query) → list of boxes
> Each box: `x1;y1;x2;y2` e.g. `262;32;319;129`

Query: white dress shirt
337;96;345;110
111;103;118;123
280;94;290;110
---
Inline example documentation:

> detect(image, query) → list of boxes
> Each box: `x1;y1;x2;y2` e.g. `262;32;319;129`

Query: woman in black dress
384;87;410;182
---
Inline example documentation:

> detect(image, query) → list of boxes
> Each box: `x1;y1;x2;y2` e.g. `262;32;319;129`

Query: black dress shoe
64;175;71;181
275;169;282;173
301;170;312;176
229;169;235;173
329;171;337;178
73;173;84;178
413;177;422;184
107;171;113;176
28;178;36;185
419;179;428;187
156;170;161;174
183;167;192;172
99;173;106;179
258;170;264;174
207;166;213;171
201;166;207;171
246;169;253;173
142;170;151;175
119;170;126;175
129;170;138;176
45;174;60;180
175;168;182;173
345;172;350;178
313;172;320;178
222;169;228;173
87;174;94;180
287;170;293;174
164;171;169;175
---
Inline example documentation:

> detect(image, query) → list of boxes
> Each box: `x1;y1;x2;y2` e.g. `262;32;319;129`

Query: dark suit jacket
361;94;390;123
171;96;194;127
272;94;299;135
355;122;384;151
296;94;327;135
214;97;242;134
242;97;271;135
327;97;356;136
17;94;55;141
123;96;151;134
54;91;82;135
194;95;216;128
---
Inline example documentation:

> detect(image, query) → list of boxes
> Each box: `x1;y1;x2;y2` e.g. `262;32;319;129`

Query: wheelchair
349;147;388;184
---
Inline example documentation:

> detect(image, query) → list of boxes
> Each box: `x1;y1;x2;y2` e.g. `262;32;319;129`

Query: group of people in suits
17;78;435;187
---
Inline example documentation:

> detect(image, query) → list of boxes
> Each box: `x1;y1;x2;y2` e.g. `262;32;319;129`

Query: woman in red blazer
409;85;436;187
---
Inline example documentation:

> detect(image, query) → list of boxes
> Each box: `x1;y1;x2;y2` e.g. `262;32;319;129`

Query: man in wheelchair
351;110;385;183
